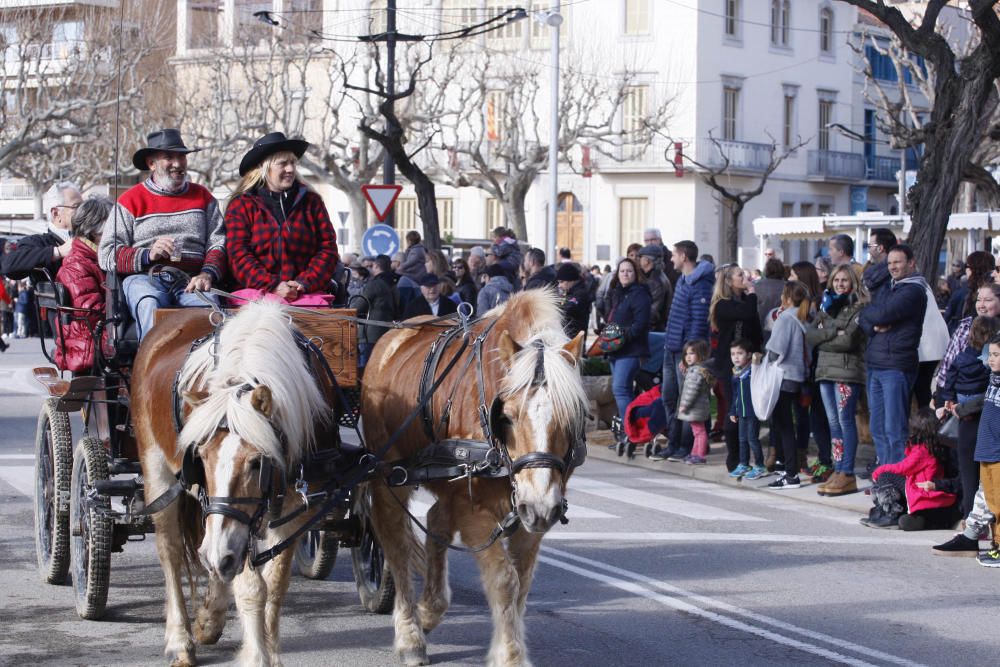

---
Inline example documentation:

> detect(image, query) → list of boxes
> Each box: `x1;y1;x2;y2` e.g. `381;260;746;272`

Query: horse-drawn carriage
31;271;590;666
30;272;394;621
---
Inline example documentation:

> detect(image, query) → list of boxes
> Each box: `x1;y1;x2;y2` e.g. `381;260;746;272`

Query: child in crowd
862;408;959;530
54;196;113;373
974;335;1000;565
938;316;996;411
728;338;766;479
764;281;812;489
677;339;714;465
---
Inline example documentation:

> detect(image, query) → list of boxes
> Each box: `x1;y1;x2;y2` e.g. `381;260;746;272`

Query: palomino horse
362;289;588;667
132;302;336;666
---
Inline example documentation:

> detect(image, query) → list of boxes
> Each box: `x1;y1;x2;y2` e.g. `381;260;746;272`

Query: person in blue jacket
655;240;715;461
606;257;652;442
858;244;928;466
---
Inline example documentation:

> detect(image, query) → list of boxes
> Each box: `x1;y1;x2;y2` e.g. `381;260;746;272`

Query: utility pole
546;1;561;260
383;0;397;229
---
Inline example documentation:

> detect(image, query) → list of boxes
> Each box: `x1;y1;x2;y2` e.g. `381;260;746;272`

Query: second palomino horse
362;289;589;666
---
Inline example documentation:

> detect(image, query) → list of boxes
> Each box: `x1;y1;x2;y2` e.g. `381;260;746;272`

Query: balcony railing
0;182;34;199
694;138;774;172
808;150;866;181
867;155;902;183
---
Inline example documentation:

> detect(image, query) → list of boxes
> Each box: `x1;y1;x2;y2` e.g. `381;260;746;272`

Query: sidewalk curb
586;430;874;516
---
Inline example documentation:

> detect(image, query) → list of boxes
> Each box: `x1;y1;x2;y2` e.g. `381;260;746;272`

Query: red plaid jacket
226;185;339;293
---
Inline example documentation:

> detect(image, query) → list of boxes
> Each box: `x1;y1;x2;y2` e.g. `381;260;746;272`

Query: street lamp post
546;2;561;260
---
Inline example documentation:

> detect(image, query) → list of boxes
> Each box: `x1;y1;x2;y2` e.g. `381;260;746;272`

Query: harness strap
136;480;186;516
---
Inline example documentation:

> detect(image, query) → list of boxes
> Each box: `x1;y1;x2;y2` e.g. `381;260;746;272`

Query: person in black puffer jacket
606;258;652;424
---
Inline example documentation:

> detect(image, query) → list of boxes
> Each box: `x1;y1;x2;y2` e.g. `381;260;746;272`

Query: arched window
819;7;834;53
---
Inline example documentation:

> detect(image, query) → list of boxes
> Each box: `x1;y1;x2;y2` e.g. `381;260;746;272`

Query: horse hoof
168;654;196;667
399;648;430;666
194;616;224;645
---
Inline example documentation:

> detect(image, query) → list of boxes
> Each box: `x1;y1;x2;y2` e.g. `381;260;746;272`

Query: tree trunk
906;71;995;282
348;193;368;253
724;201;743;265
502;173;533;243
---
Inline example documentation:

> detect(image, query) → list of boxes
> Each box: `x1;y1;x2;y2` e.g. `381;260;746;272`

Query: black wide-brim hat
132;129;201;171
239;132;310;176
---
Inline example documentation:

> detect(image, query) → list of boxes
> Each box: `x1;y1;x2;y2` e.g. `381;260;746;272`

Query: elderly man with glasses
1;181;83;281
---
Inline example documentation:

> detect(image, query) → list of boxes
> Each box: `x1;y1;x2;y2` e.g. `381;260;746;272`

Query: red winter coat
872;444;957;513
54;238;104;372
226;184;339;294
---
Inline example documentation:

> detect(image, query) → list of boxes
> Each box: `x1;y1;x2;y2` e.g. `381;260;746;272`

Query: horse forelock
494;290;588;433
176;302;332;469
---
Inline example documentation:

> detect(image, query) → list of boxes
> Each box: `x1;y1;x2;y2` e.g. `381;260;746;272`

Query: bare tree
838;0;1000;281
675;132;809;264
426;46;672;242
0;2;172;217
343;44;443;250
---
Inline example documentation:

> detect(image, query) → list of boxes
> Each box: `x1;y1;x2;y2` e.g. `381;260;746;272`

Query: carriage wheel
294;527;339;580
33;398;72;585
350;486;395;614
70;437;112;620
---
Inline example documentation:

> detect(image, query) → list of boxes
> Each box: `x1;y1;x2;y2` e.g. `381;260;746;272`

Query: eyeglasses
56;204;80;210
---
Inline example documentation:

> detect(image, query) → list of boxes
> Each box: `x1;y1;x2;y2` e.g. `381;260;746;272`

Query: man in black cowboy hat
98;128;226;339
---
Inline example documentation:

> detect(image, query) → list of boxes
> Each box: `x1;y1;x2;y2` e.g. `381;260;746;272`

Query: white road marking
0;465;34;496
638;476;868;526
571;475;768;522
0;455;35;460
0;366;48;396
562;503;617;519
540;546;928;667
544;531;932;546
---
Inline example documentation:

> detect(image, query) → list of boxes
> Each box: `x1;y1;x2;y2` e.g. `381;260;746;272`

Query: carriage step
93;478;140;496
108;460;142;475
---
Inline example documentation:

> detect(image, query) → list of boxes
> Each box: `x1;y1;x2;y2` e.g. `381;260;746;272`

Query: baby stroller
613;384;667;459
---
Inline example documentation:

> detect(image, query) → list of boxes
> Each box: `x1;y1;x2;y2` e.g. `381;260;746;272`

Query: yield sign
361;184;403;222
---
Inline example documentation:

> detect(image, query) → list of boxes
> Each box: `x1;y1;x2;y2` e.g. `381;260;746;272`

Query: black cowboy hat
239;132;310;176
132;129;201;171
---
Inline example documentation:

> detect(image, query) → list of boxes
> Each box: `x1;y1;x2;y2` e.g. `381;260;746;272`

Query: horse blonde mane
494;289;588;428
177;301;332;470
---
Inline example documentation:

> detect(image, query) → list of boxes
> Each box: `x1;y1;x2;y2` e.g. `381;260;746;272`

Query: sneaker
667;451;688;462
932;534;979;556
744;465;768;480
650;447;676;462
978;547;1000;568
806;460;821;477
767;474;801;490
686;455;707;465
729;464;751;478
811;464;833;483
858;460;877;481
860;514;899;529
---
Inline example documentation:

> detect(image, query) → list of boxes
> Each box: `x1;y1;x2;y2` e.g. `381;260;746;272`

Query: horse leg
417;498;452;634
193;572;229;646
232;563;269;666
151;497;197;666
371;482;428;666
262;546;295;667
506;529;543;617
457;510;530;667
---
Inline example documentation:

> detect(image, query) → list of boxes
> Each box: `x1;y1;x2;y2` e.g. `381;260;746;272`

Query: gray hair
42;181;81;220
643;227;662;241
72;196;114;242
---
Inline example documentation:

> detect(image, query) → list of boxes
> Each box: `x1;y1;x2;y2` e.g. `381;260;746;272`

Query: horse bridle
480;339;587;483
182;440;282;532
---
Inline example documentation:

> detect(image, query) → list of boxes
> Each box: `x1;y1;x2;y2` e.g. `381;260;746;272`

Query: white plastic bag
918;285;950;362
750;353;784;421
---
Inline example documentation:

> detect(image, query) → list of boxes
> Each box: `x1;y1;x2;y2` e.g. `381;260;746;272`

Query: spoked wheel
350;486;395;614
34;399;72;584
295;524;340;580
70;437;112;620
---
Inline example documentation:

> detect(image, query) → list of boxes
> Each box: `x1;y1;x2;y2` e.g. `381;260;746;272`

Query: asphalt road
1;337;998;667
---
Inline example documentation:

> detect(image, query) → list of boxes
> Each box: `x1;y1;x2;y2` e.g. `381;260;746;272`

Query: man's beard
152;165;188;193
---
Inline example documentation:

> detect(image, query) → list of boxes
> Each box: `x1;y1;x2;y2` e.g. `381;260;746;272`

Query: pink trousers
230;288;334;307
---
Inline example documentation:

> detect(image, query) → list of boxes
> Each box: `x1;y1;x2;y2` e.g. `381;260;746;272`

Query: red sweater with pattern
97;180;226;281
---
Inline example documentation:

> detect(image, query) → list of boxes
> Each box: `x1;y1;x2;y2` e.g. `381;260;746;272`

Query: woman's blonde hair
227;150;308;211
826;264;870;304
709;264;744;331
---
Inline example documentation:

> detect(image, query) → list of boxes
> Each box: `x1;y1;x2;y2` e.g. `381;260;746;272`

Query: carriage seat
104;273;139;360
34;281;73;326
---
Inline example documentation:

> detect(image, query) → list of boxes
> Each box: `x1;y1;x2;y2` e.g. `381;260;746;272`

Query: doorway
556;192;584;263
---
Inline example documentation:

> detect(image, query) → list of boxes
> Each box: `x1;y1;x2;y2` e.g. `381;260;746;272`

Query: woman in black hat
226;132;339;306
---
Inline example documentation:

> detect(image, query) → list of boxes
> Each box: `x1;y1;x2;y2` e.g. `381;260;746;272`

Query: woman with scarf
806;265;868;496
226;132;339;306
